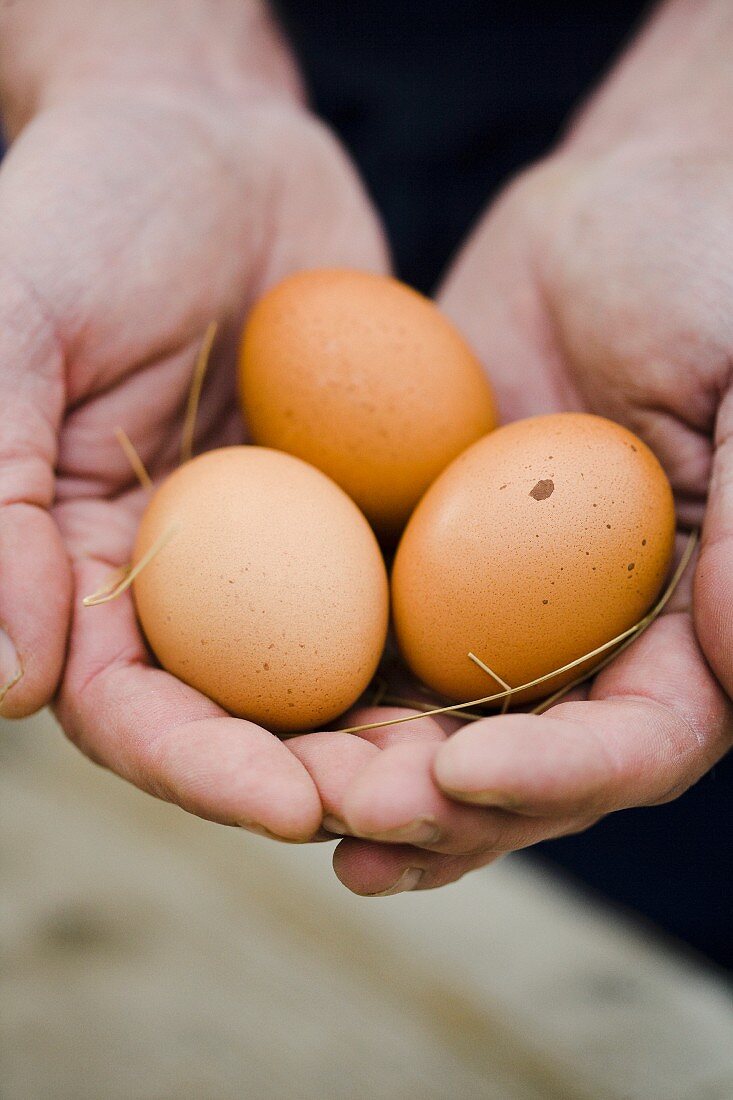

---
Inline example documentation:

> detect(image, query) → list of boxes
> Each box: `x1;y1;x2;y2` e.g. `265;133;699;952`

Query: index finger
56;551;322;841
434;610;732;817
287;706;456;833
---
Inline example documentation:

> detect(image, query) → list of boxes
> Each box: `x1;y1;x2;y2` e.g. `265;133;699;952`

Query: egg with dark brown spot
392;413;675;705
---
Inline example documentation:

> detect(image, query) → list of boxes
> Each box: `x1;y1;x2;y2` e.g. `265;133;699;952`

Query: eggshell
238;268;497;539
132;447;389;733
392;413;675;705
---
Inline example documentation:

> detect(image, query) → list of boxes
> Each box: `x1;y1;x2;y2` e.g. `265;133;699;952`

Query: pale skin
0;0;391;838
1;1;731;892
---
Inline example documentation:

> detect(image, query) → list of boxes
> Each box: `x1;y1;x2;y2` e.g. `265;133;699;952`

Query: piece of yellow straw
180;321;218;466
114;427;153;491
82;524;179;606
337;530;697;736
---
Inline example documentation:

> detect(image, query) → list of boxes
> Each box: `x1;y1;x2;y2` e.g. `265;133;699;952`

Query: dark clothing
277;0;733;971
275;0;649;290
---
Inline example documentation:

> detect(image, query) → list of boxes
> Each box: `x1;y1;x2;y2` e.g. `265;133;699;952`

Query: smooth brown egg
238;268;497;540
132;447;389;733
392;413;675;706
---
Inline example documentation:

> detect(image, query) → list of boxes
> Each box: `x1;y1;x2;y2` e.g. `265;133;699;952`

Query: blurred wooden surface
1;711;732;1100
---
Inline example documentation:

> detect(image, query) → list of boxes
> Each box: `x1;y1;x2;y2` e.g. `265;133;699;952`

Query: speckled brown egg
392;413;675;706
132;447;389;733
238;268;497;540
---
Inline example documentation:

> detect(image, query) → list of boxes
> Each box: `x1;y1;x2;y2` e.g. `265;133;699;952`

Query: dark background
275;0;650;290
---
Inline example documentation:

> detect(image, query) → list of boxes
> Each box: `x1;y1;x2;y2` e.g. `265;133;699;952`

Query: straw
337;529;697;735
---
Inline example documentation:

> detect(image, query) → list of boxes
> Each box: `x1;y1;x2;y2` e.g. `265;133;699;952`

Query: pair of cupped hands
1;70;731;898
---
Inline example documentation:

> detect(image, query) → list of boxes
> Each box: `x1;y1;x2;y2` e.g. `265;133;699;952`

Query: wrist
0;0;303;136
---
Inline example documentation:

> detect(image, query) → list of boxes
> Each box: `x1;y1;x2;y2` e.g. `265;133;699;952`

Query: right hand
0;69;389;839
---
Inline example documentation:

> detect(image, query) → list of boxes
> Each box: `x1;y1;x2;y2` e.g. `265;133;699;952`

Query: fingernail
365;867;424;897
0;628;22;708
442;787;517;809
323;815;349;835
238;822;311;844
366;818;441;845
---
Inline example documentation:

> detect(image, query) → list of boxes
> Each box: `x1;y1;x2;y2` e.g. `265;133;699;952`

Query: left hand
290;142;733;895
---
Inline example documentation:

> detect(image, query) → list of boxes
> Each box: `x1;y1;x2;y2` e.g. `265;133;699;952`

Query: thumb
695;385;733;700
0;269;71;716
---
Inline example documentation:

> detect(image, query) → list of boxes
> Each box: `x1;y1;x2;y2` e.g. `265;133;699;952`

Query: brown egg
132;447;389;733
238;268;497;540
392;413;675;706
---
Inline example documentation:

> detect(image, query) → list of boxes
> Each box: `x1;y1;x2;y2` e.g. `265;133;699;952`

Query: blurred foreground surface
1;711;732;1100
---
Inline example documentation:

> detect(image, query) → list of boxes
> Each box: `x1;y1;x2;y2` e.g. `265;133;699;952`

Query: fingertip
332;838;422;896
0;504;71;717
340;740;441;837
432;714;542;803
149;715;325;841
286;730;379;823
333;837;502;895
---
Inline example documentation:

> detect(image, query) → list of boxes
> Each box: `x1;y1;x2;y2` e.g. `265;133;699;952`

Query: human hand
292;137;733;894
0;5;391;839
